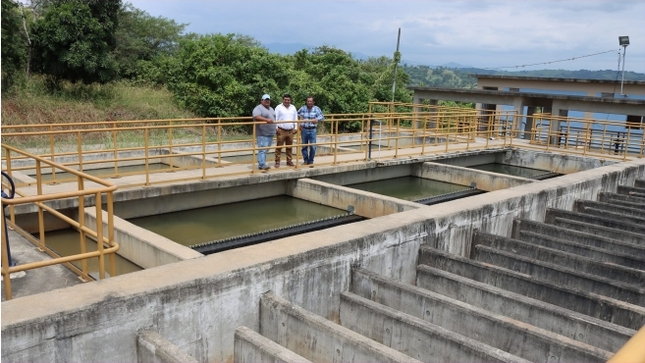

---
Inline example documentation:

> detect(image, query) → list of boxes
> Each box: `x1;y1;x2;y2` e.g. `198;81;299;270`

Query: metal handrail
1;145;119;300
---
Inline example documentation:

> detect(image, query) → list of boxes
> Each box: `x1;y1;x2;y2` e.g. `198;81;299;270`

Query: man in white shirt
274;94;298;167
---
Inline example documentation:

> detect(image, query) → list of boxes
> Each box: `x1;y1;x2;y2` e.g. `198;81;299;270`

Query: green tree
114;3;186;80
31;0;121;84
162;33;289;117
1;0;28;90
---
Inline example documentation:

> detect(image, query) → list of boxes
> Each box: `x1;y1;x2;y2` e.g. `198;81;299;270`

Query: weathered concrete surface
137;330;199;363
573;199;645;220
259;292;421;363
414;162;533;191
2;156;644;363
512;219;645;252
340;291;531;363
511;223;645;270
234;327;312;363
473;231;645;285
418;245;645;330
347;268;611;363
414;265;634;353
546;209;645;235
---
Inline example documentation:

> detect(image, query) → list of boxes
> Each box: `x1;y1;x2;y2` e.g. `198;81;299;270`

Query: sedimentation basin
2;144;644;362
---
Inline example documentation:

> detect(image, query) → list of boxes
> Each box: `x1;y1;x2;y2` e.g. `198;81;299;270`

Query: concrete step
414;265;635;353
473;230;645;285
545;208;645;236
597;192;645;209
512;218;645;254
574;200;645;221
617;185;645;198
418;245;645;330
515;229;645;270
472;244;645;305
350;267;615;361
234;326;312;363
340;291;530;363
259;291;421;363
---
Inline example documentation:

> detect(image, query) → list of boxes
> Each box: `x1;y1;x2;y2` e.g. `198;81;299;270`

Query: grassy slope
1;79;198;126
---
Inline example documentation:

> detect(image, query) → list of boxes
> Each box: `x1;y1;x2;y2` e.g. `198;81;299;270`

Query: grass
1;77;198;126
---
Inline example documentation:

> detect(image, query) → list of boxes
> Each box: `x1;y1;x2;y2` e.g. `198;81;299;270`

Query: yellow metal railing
2;108;505;188
607;325;645;363
527;113;645;160
1;145;119;300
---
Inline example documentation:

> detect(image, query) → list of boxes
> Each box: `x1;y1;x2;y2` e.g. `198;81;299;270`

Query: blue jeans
256;135;273;168
301;128;317;164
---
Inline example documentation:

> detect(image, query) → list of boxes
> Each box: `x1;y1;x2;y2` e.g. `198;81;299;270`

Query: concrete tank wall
2;158;644;363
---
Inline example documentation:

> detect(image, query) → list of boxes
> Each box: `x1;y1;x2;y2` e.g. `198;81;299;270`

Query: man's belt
278;127;294;131
302;126;316;129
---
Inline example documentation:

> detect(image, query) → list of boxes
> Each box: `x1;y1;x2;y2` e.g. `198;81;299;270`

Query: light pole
619;36;629;96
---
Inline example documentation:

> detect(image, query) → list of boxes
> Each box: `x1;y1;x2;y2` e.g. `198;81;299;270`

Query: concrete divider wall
499;149;611;174
2;157;644;363
289;178;422;218
413;161;533;191
234;326;312;363
137;330;199;363
84;209;203;269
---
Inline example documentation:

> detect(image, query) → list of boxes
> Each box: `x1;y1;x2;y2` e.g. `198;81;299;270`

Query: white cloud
127;0;645;72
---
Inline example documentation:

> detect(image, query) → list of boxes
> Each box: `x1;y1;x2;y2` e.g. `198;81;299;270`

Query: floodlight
619;36;630;46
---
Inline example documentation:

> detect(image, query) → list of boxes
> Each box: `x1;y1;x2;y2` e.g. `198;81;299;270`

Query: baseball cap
261;94;271;100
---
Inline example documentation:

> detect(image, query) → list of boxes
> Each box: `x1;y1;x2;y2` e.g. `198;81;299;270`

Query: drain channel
413;188;485;205
532;172;562;180
191;213;364;255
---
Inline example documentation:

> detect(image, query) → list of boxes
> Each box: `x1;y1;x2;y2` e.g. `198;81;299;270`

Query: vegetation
2;0;643;128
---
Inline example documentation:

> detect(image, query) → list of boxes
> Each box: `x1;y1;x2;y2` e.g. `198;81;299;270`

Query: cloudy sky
127;0;645;73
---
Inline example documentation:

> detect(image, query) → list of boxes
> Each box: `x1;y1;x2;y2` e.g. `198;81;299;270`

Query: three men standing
297;96;325;166
252;94;276;171
274;94;298;168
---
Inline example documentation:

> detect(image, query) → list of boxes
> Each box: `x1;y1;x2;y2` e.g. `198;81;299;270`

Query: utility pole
391;28;401;103
619;36;629;96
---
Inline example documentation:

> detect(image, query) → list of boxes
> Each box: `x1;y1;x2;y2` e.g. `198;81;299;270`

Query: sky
127;0;645;73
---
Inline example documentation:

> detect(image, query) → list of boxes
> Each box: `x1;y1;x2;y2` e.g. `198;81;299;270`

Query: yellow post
607;326;645;363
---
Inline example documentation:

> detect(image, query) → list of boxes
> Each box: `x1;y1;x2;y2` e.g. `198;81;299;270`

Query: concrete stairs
234;180;645;363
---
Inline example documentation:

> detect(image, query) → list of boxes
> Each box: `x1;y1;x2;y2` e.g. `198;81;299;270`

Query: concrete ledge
137;330;198;363
289;178;422;218
415;265;634;353
85;209;203;269
514;228;645;270
573;200;645;220
597;192;645;208
340;291;531;363
418;245;645;330
473;231;645;286
259;292;421;363
348;268;610;363
546;208;645;235
473;244;645;304
513;219;645;252
550;217;645;245
415;161;533;191
234;326;312;363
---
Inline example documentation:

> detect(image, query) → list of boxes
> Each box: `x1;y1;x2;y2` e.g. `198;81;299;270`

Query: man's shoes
286;162;295;167
259;165;271;171
274;162;280;168
302;161;309;165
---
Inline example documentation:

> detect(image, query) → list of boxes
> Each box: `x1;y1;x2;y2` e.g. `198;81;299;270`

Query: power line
485;49;618;70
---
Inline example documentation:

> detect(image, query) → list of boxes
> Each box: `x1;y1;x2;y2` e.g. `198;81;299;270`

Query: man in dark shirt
252;94;276;171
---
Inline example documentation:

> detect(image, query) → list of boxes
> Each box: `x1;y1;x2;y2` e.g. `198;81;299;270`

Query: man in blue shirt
297;96;324;166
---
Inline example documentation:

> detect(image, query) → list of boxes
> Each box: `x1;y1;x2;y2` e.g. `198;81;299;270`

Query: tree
31;0;121;84
162;33;290;117
1;0;28;90
113;3;186;80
